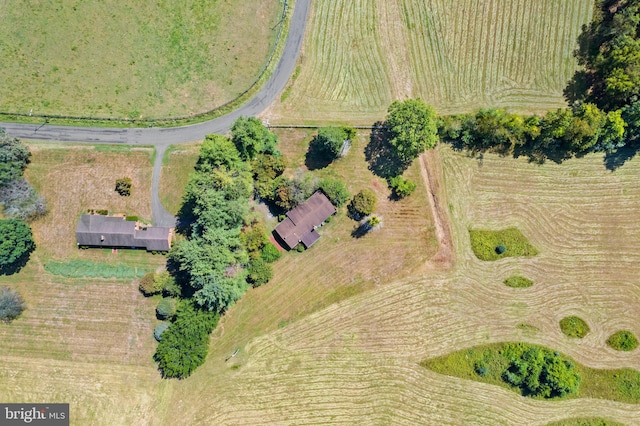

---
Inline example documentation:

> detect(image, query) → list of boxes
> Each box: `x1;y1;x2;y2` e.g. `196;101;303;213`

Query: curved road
0;0;311;227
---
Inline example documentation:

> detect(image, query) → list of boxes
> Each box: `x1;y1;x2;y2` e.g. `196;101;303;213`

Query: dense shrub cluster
307;126;356;166
348;189;377;219
139;272;162;296
0;286;25;322
0;219;35;274
388;175;416;198
503;276;534;288
559;316;590;339
318;177;350;207
115;177;132;196
607;330;639;351
156;298;177;320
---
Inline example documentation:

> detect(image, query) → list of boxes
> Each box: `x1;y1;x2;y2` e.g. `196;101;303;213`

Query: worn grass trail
266;0;593;124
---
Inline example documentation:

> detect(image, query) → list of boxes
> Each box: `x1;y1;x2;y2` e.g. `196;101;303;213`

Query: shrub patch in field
546;419;626;426
607;330;638;352
560;316;590;339
423;342;640;403
503;275;534;288
44;260;151;279
469;228;538;261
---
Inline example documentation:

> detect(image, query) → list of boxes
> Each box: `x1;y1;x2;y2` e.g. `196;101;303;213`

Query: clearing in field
0;0;282;119
264;0;593;124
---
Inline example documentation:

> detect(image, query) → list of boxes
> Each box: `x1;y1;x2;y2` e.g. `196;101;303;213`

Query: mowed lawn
0;144;168;424
265;0;593;124
156;146;640;425
0;0;282;119
159;143;200;216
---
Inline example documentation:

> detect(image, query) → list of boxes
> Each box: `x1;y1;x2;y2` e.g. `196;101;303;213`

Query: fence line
0;1;289;125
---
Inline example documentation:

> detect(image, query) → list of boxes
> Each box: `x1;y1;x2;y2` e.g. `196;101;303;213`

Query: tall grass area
0;1;281;119
469;228;538;261
546;419;626;426
560;316;590;339
423;343;640;403
44;260;153;279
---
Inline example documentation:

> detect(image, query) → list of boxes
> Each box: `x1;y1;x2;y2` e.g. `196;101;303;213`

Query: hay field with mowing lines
0;0;281;119
265;0;593;124
156;145;640;425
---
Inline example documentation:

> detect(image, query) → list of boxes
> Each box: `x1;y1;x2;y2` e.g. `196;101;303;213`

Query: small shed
274;191;336;249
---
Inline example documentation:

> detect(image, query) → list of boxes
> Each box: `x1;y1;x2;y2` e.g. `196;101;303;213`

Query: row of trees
156;118;285;378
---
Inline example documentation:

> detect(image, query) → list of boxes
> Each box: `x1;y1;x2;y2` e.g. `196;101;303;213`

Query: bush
607;330;639;351
125;216;138;221
156;271;181;297
348;189;377;219
154;322;170;341
156;298;177;320
260;242;282;263
246;258;273;287
469;228;538;261
139;272;162;296
115;177;132;196
388;176;417;198
296;244;305;253
0;286;25;322
0;219;35;274
318;177;350;207
95;209;108;215
559;316;590;339
503;276;534;288
154;300;219;378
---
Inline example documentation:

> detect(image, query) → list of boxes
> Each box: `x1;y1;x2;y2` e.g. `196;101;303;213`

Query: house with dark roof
76;214;173;251
274;191;336;249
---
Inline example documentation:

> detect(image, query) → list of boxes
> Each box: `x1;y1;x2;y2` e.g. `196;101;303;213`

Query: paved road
1;0;311;226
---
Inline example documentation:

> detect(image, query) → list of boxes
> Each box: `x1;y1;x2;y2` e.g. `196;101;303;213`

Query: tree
385;98;438;162
246;257;273;287
260;242;282;263
139;272;163;296
156;298;177;320
0;219;35;273
154;300;219;378
388;176;416;198
0;178;47;222
196;134;241;172
348;189;377;218
312;127;347;160
0;128;30;187
231;116;278;160
318;177;350;207
0;286;25;322
115;177;132;196
502;347;580;398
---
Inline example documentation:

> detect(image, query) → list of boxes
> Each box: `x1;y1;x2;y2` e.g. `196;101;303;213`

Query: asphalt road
1;0;311;227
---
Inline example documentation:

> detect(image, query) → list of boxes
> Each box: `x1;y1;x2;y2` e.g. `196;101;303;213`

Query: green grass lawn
0;0;282;119
469;227;538;261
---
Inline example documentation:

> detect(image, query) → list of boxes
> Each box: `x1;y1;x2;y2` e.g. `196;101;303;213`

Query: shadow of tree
364;122;411;179
305;136;334;170
350;223;371;239
0;252;32;276
604;145;640;171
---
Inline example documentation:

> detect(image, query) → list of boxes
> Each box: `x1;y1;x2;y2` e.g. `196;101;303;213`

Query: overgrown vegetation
44;260;150;279
317;177;350;207
503;275;534;288
0;129;47;221
424;342;640;403
0;285;25;322
560;316;590;339
0;219;35;275
606;330;639;352
115;177;132;196
469;228;538;261
388;175;416;199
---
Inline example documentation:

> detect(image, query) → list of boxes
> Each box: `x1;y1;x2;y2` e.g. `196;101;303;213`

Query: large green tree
385;98;438;162
0;219;35;273
231;116;278;160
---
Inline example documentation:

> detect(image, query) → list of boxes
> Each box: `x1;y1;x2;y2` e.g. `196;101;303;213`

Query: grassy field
264;0;593;124
159;143;200;215
0;0;282;119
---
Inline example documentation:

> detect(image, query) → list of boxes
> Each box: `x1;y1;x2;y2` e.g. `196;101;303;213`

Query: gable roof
274;192;335;249
76;215;172;251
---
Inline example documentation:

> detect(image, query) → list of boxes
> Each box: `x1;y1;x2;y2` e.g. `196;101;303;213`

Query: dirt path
418;148;454;270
